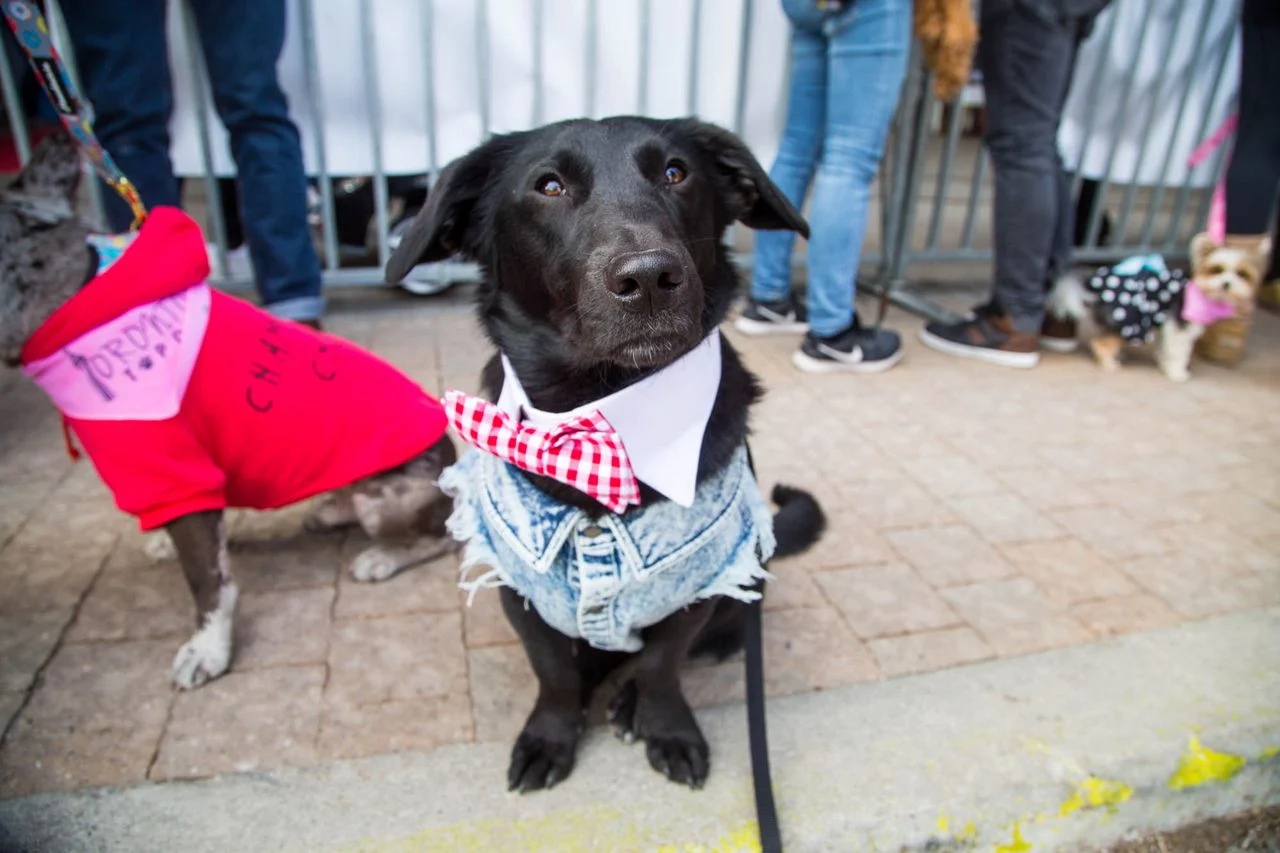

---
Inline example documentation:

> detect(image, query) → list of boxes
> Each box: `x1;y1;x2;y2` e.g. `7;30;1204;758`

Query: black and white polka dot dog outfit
1087;257;1188;345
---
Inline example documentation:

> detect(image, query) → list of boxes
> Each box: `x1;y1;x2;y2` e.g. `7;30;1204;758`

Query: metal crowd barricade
188;0;783;293
0;0;889;294
870;0;1242;322
0;0;1240;322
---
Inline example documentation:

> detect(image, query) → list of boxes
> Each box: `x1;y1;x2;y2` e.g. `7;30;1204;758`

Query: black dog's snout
605;250;686;312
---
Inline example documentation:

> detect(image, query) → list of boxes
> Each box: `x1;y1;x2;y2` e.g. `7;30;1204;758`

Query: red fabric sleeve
65;416;227;531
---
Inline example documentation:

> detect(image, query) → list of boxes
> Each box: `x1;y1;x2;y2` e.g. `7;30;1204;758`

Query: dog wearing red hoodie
1;132;457;689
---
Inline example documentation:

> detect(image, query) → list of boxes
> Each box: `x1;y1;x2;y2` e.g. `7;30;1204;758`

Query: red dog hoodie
20;207;448;530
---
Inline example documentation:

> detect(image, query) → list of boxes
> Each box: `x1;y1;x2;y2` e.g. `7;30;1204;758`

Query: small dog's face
0;130;94;367
1190;232;1271;316
386;117;808;371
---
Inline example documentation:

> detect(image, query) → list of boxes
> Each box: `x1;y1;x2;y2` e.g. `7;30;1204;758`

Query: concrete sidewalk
2;607;1277;852
1;282;1279;850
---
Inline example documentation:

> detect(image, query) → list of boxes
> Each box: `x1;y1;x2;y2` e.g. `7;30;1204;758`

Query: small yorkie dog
1046;233;1271;382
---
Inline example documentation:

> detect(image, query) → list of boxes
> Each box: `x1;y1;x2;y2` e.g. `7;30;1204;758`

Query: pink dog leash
1187;113;1237;245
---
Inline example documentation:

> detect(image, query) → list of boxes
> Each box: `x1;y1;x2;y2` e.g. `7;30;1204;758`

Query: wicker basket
1259;280;1280;311
1195;313;1253;365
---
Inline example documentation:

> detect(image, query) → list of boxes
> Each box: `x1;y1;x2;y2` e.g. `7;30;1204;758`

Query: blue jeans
750;0;909;338
61;0;324;321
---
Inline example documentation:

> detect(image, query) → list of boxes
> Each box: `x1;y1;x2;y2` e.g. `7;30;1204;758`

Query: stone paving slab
2;607;1276;853
0;282;1278;800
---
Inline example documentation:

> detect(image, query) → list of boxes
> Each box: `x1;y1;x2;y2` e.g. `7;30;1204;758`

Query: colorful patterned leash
2;0;146;228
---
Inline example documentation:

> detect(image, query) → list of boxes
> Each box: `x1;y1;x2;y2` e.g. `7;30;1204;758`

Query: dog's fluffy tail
1045;270;1090;321
770;484;826;558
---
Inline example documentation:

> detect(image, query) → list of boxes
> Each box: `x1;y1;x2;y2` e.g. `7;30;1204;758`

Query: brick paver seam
0;455;78;553
314;529;349;754
0;529;137;750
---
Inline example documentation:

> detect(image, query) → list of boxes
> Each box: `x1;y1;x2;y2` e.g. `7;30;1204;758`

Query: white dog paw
171;585;236;689
143;531;178;563
349;546;404;583
171;632;231;690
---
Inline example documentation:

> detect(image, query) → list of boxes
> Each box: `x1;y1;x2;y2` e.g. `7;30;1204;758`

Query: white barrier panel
165;0;796;178
1058;0;1238;188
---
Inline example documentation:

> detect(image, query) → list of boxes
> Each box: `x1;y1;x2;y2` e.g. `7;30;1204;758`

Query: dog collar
492;330;722;507
87;231;139;275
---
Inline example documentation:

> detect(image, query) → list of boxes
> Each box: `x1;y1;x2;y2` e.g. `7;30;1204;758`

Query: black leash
744;597;783;852
742;444;783;852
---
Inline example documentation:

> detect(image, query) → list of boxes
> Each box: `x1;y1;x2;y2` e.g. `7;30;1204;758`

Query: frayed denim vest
439;445;775;653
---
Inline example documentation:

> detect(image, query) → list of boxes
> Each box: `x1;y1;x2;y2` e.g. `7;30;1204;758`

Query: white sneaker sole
918;328;1041;369
1040;337;1080;354
734;316;809;336
791;346;905;374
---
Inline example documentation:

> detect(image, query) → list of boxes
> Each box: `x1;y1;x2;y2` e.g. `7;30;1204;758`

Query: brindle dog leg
167;510;237;689
303;489;360;533
347;437;459;582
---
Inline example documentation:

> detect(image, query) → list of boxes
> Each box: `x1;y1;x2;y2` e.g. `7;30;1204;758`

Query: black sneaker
792;318;904;374
734;298;808;336
967;294;1078;352
919;311;1040;369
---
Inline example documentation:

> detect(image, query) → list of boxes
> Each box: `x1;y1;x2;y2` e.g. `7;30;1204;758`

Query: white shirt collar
495;330;722;507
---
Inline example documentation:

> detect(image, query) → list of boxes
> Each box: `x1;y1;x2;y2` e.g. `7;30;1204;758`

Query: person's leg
981;3;1081;334
1267;197;1280;284
59;0;179;231
1071;177;1112;248
803;0;909;338
1041;19;1093;352
740;3;827;334
1224;0;1280;238
920;0;1087;368
189;0;323;322
789;0;910;373
217;178;245;250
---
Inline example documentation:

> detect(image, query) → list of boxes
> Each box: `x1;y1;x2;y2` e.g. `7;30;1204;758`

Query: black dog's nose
605;250;685;312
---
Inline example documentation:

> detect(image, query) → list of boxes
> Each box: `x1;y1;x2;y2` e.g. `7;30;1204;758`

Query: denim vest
439;445;776;653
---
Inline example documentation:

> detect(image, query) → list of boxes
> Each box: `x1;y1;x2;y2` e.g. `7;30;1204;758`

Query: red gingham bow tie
443;390;642;513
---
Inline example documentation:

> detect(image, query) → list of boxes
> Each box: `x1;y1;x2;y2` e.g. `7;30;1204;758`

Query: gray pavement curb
1;607;1277;852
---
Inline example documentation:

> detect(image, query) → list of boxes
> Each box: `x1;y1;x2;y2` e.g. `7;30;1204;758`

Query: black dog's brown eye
663;162;687;185
536;175;566;197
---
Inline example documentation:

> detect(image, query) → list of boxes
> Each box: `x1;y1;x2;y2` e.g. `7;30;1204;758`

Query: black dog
386;117;825;792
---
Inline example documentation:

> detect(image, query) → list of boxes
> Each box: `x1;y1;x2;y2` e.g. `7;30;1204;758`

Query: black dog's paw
508;729;577;793
607;679;710;789
607;679;640;742
646;732;710;789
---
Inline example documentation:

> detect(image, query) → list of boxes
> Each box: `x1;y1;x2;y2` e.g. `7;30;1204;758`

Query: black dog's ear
10;129;82;203
385;131;530;283
674;119;810;239
385;155;480;283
